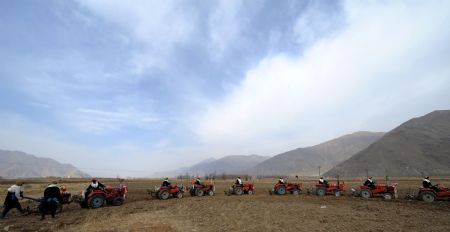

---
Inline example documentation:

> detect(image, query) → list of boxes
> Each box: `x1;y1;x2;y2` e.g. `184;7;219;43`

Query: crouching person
1;181;25;219
40;181;61;220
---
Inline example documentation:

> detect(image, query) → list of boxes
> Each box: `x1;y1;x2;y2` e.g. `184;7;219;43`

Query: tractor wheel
292;190;299;195
195;189;204;197
158;190;170;200
419;192;436;203
248;190;254;195
234;187;243;195
334;190;341;197
276;186;286;195
208;190;214;196
176;192;183;199
360;189;372;199
316;188;326;197
88;195;105;209
112;197;124;206
383;193;393;200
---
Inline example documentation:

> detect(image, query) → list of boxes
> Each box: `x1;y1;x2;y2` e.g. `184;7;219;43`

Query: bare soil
1;177;449;232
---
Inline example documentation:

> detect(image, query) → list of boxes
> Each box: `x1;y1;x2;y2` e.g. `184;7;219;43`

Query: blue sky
1;0;450;177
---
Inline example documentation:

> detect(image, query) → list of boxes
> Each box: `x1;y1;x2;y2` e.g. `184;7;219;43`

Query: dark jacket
422;180;433;188
44;185;62;203
86;181;105;192
364;179;375;186
161;180;171;187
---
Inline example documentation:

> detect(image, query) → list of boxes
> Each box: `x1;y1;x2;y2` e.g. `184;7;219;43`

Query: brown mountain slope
325;110;450;177
0;149;90;178
253;131;384;176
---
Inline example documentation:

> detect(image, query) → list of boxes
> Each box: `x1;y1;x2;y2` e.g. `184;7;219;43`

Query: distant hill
325;110;450;177
253;131;384;176
0;149;90;178
181;155;270;175
152;155;270;177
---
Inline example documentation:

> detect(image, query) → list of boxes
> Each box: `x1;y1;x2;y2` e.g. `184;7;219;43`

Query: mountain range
0;149;90;178
253;131;384;176
325;110;450;177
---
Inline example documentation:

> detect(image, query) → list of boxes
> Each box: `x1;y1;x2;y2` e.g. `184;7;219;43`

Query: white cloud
293;1;344;45
68;108;160;134
76;0;198;72
195;1;450;154
207;0;244;59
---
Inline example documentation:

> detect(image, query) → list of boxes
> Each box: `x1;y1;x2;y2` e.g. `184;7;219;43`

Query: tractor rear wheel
208;190;214;196
360;189;372;199
419;192;436;203
88;195;105;209
176;192;183;199
276;186;286;195
316;188;326;196
112;197;124;206
158;190;170;200
234;187;243;195
195;189;204;196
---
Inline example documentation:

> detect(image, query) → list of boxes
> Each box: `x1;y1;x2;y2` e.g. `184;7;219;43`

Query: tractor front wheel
112;197;124;206
360;189;372;199
383;193;392;200
176;192;183;199
208;190;214;196
419;192;436;203
292;190;299;195
88;195;105;209
334;190;341;197
248;190;254;195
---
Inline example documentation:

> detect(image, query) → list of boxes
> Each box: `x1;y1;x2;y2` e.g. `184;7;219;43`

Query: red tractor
270;182;302;195
75;185;128;209
148;184;185;200
353;184;398;200
190;184;215;196
315;181;346;197
414;185;450;202
225;183;255;196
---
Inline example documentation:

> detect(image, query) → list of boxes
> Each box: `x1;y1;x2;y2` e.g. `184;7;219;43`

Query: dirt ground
0;177;449;232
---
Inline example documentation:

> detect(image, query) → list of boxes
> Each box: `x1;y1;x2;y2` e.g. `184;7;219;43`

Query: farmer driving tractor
364;177;376;189
235;177;243;185
422;176;440;192
161;178;171;187
84;179;105;203
319;176;328;185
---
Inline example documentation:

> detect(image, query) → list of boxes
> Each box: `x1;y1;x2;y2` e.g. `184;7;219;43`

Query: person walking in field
1;181;25;219
40;181;62;220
